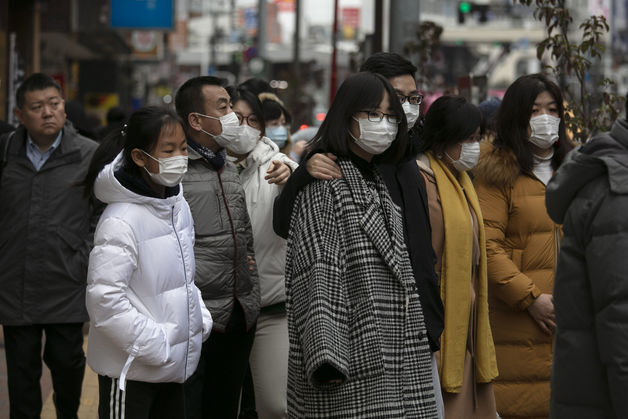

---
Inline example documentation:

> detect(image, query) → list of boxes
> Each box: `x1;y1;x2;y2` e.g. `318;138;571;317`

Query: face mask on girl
227;125;261;155
446;141;481;172
196;111;241;147
529;114;560;149
266;125;288;148
350;116;398;155
402;102;420;129
141;151;188;187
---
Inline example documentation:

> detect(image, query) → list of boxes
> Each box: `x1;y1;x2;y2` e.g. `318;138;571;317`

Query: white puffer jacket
86;153;212;390
239;136;298;307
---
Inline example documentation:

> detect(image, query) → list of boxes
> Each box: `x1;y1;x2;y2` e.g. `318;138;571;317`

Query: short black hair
420;96;483;155
174;76;225;130
106;106;127;124
495;73;571;171
16;73;62;109
309;72;408;164
227;85;266;136
239;78;273;96
359;52;417;80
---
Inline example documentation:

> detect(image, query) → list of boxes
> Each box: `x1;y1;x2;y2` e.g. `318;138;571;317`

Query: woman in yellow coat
417;96;498;419
473;74;572;419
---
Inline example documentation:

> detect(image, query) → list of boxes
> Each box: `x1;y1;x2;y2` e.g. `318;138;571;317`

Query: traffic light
458;1;471;24
457;2;490;24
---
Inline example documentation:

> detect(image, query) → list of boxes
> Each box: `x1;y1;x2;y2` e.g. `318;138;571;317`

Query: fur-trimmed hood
472;141;521;189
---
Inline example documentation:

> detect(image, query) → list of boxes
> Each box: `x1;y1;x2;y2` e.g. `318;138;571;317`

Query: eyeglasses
234;112;261;129
396;93;423;105
359;110;400;124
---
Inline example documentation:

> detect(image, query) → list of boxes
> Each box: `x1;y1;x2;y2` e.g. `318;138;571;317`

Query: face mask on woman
266;125;288;148
196;111;241;147
350;117;398;155
402;102;420;129
142;151;188;187
227;125;261;155
529;114;560;149
446;141;481;172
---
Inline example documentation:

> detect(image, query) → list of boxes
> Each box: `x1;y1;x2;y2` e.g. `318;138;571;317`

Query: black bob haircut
419;96;484;155
494;73;570;172
16;73;62;109
360;52;417;80
309;72;408;164
175;76;226;130
226;85;266;136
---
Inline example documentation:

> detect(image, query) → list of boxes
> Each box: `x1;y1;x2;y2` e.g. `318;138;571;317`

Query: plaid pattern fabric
285;158;437;418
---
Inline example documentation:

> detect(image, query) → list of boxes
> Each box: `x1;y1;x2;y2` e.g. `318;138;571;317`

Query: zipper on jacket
172;205;191;379
216;170;248;328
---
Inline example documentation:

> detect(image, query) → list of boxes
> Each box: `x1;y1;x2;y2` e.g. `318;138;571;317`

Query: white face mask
142;151;188;187
196;111;241;147
226;125;260;155
402;102;420;129
351;116;398;155
529;114;560;149
446;141;481;172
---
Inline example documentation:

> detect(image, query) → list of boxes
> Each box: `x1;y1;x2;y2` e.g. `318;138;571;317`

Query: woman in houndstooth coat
284;72;438;418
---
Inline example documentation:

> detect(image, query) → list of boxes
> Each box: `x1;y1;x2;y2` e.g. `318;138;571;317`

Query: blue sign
111;0;174;29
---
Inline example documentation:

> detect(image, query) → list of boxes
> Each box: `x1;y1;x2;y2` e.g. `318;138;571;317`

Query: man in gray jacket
175;76;260;419
546;105;628;418
0;73;98;418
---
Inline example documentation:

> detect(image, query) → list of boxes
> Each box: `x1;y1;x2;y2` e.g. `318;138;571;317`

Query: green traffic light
459;1;471;13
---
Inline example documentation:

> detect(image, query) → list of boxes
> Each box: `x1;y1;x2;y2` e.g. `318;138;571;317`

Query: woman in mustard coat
473;74;573;419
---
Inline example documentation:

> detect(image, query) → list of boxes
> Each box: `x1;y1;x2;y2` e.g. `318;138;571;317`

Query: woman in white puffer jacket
224;86;297;418
83;106;212;419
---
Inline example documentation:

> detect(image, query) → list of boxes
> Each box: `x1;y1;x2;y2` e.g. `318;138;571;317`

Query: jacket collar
338;158;403;283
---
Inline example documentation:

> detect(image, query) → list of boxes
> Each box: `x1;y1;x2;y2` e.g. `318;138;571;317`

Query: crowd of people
0;50;627;419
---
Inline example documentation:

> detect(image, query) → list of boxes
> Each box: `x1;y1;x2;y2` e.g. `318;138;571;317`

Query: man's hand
247;255;256;273
265;160;291;185
526;293;556;335
306;153;342;180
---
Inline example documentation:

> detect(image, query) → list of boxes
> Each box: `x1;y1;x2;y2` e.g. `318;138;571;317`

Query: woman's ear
131;148;148;168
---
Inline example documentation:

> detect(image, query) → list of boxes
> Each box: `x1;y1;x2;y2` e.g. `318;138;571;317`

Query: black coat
546;118;628;418
273;153;444;351
0;122;98;325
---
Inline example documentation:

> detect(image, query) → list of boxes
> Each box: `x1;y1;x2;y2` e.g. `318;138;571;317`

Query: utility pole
389;0;419;55
258;0;268;76
330;0;339;103
293;0;301;92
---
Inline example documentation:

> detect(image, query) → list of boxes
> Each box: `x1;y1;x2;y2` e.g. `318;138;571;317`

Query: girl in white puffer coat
83;106;212;419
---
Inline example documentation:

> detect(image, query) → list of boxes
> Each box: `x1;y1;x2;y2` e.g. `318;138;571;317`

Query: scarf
428;152;498;393
187;137;225;170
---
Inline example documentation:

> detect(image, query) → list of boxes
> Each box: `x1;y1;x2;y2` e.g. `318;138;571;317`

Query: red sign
274;0;295;13
341;8;360;29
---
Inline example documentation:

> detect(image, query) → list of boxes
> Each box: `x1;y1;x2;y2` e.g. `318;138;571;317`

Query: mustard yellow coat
473;143;559;419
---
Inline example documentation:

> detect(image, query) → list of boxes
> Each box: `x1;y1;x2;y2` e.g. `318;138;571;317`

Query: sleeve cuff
519;286;542;310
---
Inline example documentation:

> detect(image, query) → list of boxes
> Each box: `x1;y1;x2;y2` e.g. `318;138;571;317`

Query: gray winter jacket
546;118;628;419
182;147;260;332
0;122;98;325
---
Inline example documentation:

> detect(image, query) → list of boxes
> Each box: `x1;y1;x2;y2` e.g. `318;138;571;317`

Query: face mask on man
141;151;188;187
195;111;241;147
350;116;398;155
402;102;420;129
446;141;481;172
266;125;288;148
529;114;560;149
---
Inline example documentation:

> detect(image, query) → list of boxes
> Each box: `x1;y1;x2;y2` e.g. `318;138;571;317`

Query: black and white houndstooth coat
285;158;438;418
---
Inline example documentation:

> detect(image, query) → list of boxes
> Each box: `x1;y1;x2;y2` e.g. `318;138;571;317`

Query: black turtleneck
114;165;179;199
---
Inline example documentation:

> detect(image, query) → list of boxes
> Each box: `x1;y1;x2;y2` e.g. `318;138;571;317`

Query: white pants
432;353;445;419
249;311;289;419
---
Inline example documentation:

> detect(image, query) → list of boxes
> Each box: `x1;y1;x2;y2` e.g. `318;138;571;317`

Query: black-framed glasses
234;112;261;128
396;93;423;105
359;110;400;124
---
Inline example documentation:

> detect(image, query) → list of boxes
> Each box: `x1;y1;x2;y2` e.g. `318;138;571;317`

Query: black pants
184;305;257;419
3;323;85;419
98;375;185;419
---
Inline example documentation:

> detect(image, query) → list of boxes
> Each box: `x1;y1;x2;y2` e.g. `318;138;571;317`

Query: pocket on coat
347;299;385;381
56;226;88;283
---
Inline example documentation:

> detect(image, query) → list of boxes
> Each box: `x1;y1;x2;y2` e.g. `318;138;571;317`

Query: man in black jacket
273;52;444;413
0;73;98;418
546;106;628;419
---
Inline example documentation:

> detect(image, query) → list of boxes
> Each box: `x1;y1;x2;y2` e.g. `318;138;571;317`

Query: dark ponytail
81;106;183;200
